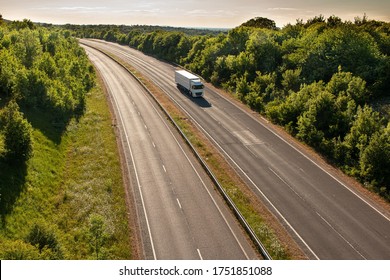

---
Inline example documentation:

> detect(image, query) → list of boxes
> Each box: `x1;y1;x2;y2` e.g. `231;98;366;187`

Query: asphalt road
80;39;390;259
82;45;259;260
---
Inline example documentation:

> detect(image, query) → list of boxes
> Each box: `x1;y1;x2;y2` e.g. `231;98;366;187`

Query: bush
0;239;41;260
1;101;33;161
360;124;390;192
26;223;63;259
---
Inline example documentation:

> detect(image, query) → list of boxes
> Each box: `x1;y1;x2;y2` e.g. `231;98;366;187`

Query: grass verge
0;76;132;259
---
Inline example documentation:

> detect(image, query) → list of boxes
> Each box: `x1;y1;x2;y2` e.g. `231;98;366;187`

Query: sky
1;0;389;28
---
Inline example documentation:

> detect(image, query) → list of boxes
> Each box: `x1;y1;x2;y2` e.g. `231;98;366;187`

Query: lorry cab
190;80;204;97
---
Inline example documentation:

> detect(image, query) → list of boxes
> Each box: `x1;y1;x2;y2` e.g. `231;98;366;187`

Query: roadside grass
0;77;132;259
100;49;306;259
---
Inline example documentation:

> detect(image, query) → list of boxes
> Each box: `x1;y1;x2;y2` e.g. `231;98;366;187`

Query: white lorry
175;70;204;97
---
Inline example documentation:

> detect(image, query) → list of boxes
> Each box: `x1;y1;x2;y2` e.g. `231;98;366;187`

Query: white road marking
176;198;182;209
316;212;366;259
197;249;203;260
269;167;304;200
270;166;367;259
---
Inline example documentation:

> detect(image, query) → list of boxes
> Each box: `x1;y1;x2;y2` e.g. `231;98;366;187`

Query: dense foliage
72;15;390;198
0;18;96;259
0;19;94;159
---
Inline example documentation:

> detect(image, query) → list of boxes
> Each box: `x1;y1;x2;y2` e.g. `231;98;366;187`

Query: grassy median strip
0;77;132;259
99;49;306;259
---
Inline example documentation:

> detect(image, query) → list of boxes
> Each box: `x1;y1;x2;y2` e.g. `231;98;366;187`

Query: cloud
266;8;299;11
58;7;107;11
185;9;237;17
32;6;107;11
113;8;162;16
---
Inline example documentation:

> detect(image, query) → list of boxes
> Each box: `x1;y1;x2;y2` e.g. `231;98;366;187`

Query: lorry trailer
175;70;204;97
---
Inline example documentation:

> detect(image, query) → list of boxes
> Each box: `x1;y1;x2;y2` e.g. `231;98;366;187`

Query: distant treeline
66;16;390;199
63;23;227;37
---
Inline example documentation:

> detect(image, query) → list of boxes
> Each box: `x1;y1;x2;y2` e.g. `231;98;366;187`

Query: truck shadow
176;86;212;108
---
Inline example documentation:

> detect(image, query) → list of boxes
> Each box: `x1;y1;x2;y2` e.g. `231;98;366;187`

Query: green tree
246;30;282;75
11;19;35;30
268;81;323;130
295;90;337;147
103;30;118;42
1;101;33;161
0;239;41;260
305;15;326;27
0;49;23;97
301;27;382;85
247;71;277;106
87;214;109;259
12;29;42;68
241;17;277;30
360;124;390;193
236;74;250;102
26;224;62;259
281;68;302;93
177;35;192;63
327;15;343;27
343;105;382;166
226;27;250;55
296;110;325;147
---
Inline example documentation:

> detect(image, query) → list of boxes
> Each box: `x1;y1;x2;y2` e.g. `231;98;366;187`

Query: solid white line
197;249;203;260
176;198;182;209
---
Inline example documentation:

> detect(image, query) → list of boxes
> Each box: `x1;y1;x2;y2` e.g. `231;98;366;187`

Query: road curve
81;45;259;260
80;39;390;260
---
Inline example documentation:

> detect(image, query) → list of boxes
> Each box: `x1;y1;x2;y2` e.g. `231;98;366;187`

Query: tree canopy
0;20;93;163
240;17;278;30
